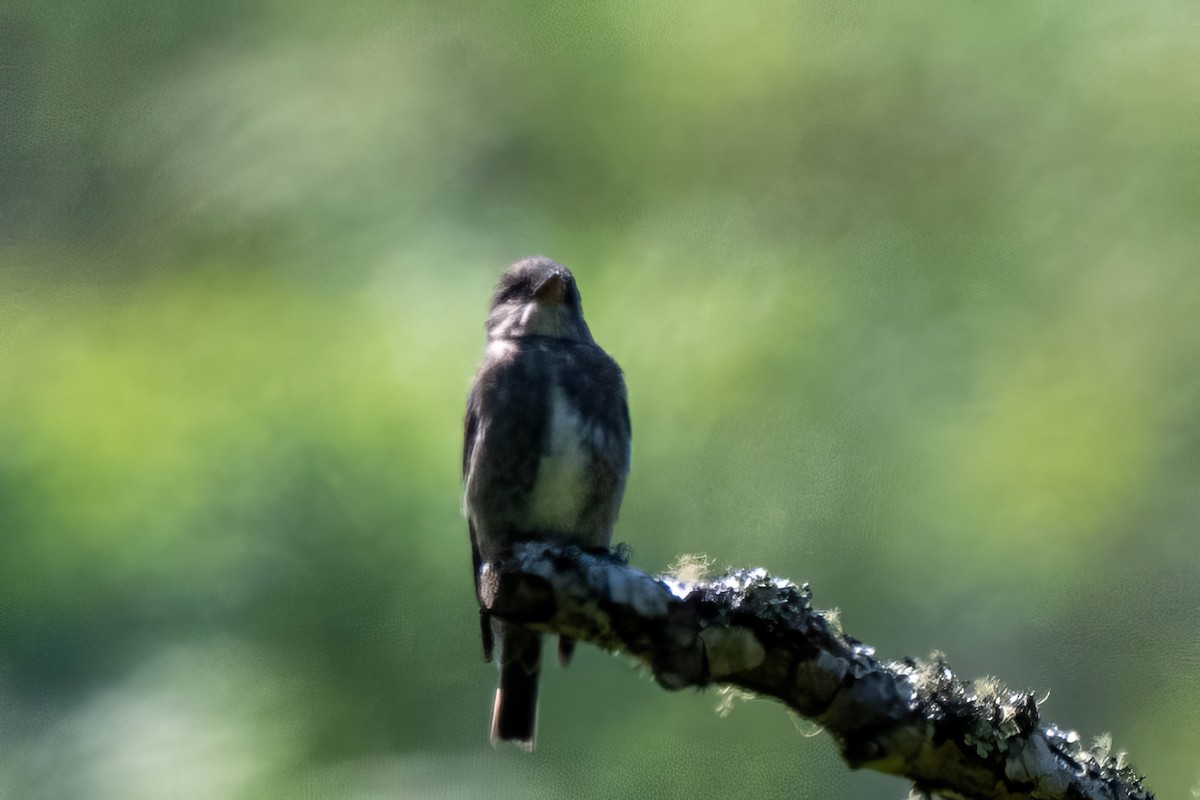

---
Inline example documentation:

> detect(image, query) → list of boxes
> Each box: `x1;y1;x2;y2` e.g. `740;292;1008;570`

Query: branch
478;542;1154;800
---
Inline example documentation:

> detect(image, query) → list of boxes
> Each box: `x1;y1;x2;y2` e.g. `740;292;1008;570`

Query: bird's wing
463;384;480;481
463;385;493;660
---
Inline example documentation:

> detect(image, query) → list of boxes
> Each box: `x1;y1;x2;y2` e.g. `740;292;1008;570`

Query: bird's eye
496;282;526;305
565;282;581;307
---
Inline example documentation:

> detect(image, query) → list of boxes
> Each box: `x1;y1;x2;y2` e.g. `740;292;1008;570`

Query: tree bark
478;541;1153;800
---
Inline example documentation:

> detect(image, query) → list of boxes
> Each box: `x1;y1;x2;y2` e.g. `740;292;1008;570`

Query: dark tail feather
480;609;494;662
557;635;576;666
490;625;540;750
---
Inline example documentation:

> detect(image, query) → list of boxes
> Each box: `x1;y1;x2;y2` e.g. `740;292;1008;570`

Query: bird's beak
533;272;566;305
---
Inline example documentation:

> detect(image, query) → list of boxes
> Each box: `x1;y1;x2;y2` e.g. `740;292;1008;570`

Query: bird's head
485;257;593;342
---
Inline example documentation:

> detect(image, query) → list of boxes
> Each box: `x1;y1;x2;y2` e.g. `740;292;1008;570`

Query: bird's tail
490;622;540;750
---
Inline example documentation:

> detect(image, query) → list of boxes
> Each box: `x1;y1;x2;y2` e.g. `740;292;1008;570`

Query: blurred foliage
1;1;1198;798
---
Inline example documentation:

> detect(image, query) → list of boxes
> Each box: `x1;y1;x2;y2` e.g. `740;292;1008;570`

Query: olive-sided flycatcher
463;256;631;749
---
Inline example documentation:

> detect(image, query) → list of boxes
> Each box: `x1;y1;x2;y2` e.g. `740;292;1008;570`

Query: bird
463;256;631;750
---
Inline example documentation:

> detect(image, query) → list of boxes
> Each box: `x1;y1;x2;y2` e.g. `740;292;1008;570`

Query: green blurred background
1;1;1197;797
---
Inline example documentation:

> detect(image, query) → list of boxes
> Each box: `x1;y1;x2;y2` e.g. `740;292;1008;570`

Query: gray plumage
463;256;631;749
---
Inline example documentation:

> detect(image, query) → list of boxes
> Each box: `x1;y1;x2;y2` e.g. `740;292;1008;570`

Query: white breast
526;385;591;533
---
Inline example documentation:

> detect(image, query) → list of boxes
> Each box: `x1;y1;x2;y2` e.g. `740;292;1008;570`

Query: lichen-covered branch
478;542;1153;800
